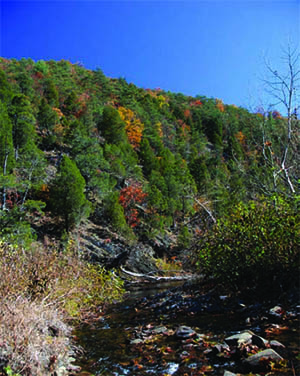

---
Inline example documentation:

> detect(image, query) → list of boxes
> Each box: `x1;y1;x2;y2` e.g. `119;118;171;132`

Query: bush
197;197;300;293
0;240;125;375
0;296;72;376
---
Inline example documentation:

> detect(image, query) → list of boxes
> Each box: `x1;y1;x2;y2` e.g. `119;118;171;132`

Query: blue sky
1;1;299;111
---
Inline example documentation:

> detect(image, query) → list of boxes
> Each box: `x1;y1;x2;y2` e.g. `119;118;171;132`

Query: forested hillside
0;57;299;376
0;57;298;249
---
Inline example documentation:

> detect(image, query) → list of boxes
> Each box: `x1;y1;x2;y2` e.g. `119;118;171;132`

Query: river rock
269;305;284;316
223;371;237;376
270;340;285;349
175;325;196;339
225;330;254;347
244;349;283;370
130;338;144;345
251;334;268;348
152;325;168;334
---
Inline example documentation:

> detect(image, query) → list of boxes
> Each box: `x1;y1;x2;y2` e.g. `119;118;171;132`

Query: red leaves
190;99;202;107
119;183;147;228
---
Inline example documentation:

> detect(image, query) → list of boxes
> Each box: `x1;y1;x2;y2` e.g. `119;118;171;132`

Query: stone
244;349;283;370
152;325;168;334
269;340;285;349
130;338;144;345
251;334;268;348
175;325;196;339
225;330;254;347
212;344;223;354
269;305;284;316
224;371;237;376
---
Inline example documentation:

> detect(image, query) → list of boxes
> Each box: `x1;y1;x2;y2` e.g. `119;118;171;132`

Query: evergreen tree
9;94;37;158
51;156;90;232
98;106;126;144
0;101;15;210
139;138;159;178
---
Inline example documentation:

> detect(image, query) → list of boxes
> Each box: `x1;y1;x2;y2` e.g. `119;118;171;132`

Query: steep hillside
0;58;298;261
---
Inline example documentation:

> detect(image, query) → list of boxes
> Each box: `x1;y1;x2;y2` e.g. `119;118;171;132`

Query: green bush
197;197;300;292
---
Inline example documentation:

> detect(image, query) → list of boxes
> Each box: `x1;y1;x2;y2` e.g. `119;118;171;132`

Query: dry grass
0;296;73;375
0;240;124;375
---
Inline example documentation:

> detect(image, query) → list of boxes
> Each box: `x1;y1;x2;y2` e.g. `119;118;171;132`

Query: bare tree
262;43;300;195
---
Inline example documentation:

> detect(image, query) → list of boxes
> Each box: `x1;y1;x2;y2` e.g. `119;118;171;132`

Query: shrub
0;241;125;317
0;296;72;376
197;197;300;293
0;240;125;374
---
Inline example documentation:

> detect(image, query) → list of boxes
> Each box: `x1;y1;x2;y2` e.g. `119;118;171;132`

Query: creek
74;282;299;376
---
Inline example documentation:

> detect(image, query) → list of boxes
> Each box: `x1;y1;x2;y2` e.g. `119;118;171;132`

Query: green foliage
177;225;192;249
104;191;135;240
0;57;298;250
197;197;300;292
98;105;127;144
50;156;91;232
4;366;21;376
0;101;14;173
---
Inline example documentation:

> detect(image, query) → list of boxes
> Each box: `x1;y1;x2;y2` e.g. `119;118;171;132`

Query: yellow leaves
155;122;163;138
157;94;169;108
118;106;144;149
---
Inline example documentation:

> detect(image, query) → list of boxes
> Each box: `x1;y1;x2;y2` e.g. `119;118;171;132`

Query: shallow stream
74;282;299;376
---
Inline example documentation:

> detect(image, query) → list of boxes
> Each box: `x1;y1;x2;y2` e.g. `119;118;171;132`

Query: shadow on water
74;282;299;376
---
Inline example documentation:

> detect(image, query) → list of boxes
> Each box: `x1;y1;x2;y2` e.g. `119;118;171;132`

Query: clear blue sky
1;1;299;110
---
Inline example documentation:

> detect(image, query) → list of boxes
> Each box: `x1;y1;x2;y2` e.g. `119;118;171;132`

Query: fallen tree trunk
120;266;194;281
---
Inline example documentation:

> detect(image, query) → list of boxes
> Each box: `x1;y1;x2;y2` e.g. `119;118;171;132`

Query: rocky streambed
74;282;299;375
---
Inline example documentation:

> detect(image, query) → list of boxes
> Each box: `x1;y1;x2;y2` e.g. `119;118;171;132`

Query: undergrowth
196;197;299;296
0;240;125;375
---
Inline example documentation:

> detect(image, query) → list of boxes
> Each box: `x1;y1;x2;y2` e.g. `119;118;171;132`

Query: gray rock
225;330;254;347
270;340;285;349
244;348;283;369
224;371;237;376
269;305;283;316
251;334;268;348
176;325;196;339
130;338;144;345
152;326;168;334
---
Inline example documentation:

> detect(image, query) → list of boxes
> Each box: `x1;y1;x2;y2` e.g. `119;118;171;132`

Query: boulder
175;325;196;339
225;330;254;347
269;340;285;349
251;334;268;348
244;349;283;370
152;325;168;334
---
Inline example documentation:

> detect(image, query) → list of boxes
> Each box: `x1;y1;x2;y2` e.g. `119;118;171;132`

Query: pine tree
98;106;126;144
0;102;15;210
51;156;90;232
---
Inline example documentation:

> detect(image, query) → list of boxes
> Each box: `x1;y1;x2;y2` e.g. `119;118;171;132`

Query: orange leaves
235;131;246;145
52;107;64;119
177;119;191;137
118;107;144;149
216;98;225;112
119;183;147;227
183;109;191;118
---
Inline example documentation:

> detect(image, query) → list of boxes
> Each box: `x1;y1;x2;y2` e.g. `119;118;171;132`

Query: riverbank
74;280;299;375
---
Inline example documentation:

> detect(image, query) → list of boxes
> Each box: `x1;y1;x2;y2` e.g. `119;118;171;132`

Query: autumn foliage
119;183;147;227
118;106;144;149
